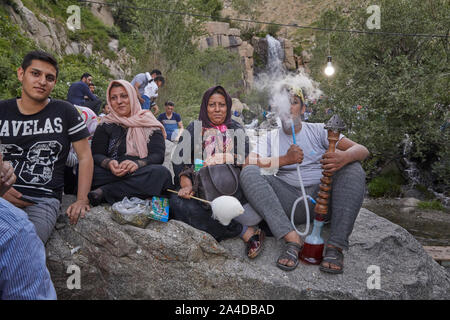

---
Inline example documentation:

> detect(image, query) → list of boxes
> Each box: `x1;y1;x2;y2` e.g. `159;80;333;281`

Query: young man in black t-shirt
0;51;94;243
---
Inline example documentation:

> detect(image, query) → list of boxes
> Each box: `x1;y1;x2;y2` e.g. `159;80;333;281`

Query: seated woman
170;86;265;258
88;80;172;206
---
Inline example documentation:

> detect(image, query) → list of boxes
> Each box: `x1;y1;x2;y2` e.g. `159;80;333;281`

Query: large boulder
46;196;450;300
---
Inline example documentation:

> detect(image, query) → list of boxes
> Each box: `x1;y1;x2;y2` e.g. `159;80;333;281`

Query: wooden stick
167;189;211;204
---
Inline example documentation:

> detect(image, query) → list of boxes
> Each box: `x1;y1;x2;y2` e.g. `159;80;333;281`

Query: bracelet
101;158;113;169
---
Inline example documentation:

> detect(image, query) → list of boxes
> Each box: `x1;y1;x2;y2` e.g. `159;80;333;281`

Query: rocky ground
46;195;450;300
363;197;450;274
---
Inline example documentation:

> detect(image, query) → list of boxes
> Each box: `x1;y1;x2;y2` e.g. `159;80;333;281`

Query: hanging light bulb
324;56;335;77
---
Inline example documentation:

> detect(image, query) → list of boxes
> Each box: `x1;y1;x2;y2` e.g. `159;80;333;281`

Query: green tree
0;11;36;99
159;47;243;125
308;0;449;187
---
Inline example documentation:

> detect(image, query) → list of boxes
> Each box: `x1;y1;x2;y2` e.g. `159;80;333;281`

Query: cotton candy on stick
210;195;244;226
167;190;244;226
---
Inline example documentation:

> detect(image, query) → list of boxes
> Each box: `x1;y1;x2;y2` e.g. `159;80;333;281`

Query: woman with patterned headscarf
170;86;266;258
88;80;172;206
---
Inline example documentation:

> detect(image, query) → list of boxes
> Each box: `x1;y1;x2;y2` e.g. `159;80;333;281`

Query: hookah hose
289;121;315;237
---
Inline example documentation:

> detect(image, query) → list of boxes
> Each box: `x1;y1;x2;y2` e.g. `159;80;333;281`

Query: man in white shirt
240;87;369;274
143;75;165;114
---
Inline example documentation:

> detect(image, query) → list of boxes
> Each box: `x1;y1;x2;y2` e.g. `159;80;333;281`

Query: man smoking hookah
241;87;369;273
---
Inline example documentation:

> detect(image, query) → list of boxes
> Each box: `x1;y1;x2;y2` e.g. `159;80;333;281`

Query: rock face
89;0;114;27
7;0;69;54
197;22;254;90
46;198;450;300
6;0;133;79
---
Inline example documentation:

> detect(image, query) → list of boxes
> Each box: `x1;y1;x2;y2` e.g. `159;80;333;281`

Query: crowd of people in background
0;50;369;299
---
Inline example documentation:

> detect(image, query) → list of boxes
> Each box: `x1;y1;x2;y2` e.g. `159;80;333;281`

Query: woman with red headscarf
170;86;265;258
88;80;172;205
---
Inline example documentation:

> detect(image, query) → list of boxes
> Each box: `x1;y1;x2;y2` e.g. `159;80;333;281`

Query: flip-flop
276;241;303;271
319;246;344;274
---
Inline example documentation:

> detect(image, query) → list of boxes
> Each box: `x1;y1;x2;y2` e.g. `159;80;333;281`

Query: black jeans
169;193;243;242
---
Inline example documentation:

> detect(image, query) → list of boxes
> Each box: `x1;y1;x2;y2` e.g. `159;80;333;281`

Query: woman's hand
179;175;194;199
108;160;127;177
119;160;139;174
178;186;194;199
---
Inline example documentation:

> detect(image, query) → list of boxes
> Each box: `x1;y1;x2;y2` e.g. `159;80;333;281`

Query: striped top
0;198;57;300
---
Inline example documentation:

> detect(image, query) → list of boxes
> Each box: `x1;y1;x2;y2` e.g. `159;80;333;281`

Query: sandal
276;241;303;271
319;245;344;274
246;228;265;259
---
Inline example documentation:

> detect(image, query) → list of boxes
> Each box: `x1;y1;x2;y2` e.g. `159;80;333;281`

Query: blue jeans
141;95;151;110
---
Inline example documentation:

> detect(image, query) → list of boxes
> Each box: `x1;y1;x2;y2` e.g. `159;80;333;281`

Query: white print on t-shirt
0;141;62;185
0;118;63;137
0;144;23;170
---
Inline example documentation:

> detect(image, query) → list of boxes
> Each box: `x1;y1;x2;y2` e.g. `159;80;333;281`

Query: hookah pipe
299;114;346;265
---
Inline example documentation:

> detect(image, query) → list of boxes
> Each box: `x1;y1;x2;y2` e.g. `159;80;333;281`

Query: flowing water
402;134;450;208
266;35;285;77
363;198;450;246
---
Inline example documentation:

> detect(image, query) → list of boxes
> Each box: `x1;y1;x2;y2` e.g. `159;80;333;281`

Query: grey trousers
22;196;60;244
240;162;366;250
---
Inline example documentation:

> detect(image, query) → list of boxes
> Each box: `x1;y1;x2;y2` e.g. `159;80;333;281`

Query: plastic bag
111;196;169;223
112;197;150;215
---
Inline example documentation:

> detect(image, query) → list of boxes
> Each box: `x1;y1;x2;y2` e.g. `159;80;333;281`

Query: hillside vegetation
1;0;448;194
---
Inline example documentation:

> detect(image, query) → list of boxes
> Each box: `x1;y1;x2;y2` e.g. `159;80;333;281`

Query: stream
363;198;450;247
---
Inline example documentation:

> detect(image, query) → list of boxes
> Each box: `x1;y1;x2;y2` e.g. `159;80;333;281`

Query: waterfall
402;134;421;186
402;134;449;207
266;35;285;76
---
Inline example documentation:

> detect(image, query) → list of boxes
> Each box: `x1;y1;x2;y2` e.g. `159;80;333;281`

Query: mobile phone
19;196;38;204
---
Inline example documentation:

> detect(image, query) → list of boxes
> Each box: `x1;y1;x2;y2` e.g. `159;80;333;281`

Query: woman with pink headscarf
88;80;172;206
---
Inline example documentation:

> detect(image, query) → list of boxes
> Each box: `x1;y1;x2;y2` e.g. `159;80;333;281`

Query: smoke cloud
253;35;323;122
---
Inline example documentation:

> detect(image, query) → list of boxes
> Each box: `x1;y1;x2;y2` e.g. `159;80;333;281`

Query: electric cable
77;0;449;39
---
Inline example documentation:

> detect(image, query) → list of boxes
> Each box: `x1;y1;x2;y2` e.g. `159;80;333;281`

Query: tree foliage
159;47;243;125
308;0;449;188
0;10;36;99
